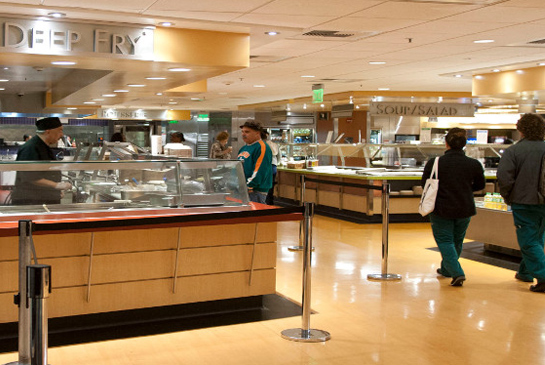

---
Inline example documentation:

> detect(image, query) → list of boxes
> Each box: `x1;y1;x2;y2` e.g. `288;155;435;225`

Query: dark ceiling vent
528;39;545;45
302;30;355;38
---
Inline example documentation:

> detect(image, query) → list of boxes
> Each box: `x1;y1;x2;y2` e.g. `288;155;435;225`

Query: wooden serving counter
0;204;303;324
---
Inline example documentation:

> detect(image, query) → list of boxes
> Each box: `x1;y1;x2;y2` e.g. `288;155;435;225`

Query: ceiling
0;0;545;114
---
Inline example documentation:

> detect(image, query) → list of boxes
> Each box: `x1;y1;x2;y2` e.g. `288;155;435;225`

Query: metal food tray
182;193;228;207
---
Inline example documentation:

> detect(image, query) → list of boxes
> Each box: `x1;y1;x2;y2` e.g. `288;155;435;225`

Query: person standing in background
421;128;485;287
12;117;72;205
497;113;545;292
261;130;282;205
210;131;233;159
237;119;272;204
170;132;185;143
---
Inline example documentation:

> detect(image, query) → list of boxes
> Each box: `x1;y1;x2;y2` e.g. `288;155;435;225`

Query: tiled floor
2;216;545;365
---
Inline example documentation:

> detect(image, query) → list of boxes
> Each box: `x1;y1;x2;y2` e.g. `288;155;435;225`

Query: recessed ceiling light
114;89;129;93
301;75;315;78
127;84;146;87
454;74;463;78
67;107;77;110
492;69;501;72
51;61;76;66
474;39;494;43
146;77;167;80
0;88;5;91
0;79;9;82
516;70;524;74
156;92;163;96
48;12;66;18
168;67;191;72
539;63;545;66
3;67;8;70
253;85;265;88
475;75;484;80
378;88;390;91
159;22;174;27
369;61;386;65
320;104;325;108
84;101;96;104
355;105;360;109
92;98;105;101
102;94;116;97
265;31;279;36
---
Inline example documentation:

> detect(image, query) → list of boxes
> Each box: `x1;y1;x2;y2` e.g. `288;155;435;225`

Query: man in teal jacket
237;119;272;204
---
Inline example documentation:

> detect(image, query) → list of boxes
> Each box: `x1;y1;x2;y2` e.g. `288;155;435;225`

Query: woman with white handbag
421;128;485;287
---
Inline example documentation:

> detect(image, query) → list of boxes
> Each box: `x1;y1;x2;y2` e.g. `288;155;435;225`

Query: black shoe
450;276;466;287
530;282;545;292
436;268;451;277
515;273;534;283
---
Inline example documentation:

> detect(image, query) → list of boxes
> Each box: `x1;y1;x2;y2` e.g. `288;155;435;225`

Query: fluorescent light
168;67;191;72
48;12;66;18
538;63;545;66
114;89;129;93
474;39;494;43
378;88;390;91
369;61;386;65
454;74;463;78
0;88;5;91
102;94;116;97
301;75;315;78
159;22;174;27
51;61;76;66
492;69;501;72
156;92;163;96
92;98;105;101
67;107;77;110
83;101;96;104
0;79;8;82
146;77;167;80
253;85;265;88
127;84;146;87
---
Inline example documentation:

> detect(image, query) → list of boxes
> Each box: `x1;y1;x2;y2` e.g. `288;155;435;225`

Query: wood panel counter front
0;204;303;324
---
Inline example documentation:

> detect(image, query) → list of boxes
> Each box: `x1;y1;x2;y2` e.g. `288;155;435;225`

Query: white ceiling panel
445;6;545;23
406;19;509;35
44;0;156;11
149;0;271;13
232;14;334;28
249;0;383;17
141;11;242;23
349;2;480;20
315;17;425;33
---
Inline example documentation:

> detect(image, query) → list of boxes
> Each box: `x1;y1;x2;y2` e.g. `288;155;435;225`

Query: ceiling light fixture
0;79;9;82
127;84;146;87
51;61;76;66
355;105;360;109
102;94;116;97
301;75;315;78
156;92;163;96
92;98;105;101
67;107;77;110
369;61;386;65
378;88;390;91
320;104;325;108
48;12;66;18
492;69;501;72
159;22;174;27
265;31;279;36
454;74;463;78
83;101;96;104
0;88;5;91
168;67;191;72
475;75;484;80
473;39;494;43
516;70;524;74
253;85;265;88
146;77;167;80
114;89;129;93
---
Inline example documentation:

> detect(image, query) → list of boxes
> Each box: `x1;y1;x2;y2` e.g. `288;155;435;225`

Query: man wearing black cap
237;119;272;204
11;117;72;205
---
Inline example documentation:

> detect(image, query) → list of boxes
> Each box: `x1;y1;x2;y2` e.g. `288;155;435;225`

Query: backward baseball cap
240;119;262;131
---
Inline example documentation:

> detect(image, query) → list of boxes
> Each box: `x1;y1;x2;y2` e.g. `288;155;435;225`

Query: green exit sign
197;114;209;122
312;83;324;103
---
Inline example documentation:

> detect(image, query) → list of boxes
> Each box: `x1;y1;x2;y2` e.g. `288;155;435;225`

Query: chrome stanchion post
5;220;34;365
289;175;307;252
27;265;51;365
282;202;330;342
368;182;402;281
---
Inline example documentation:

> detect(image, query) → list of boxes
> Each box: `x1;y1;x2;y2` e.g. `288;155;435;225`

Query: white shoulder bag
419;157;439;216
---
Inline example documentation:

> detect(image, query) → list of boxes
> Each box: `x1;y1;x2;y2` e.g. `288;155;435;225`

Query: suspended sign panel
370;102;475;117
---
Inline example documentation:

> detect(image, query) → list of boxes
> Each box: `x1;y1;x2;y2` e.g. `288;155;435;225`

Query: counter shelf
0;159;250;211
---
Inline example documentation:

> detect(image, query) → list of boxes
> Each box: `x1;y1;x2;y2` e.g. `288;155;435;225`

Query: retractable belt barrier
5;220;51;365
282;202;330;342
297;176;401;281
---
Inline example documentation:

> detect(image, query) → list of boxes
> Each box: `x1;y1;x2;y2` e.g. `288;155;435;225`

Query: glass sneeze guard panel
0;159;250;214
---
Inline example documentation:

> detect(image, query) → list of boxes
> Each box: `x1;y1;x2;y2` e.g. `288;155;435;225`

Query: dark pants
430;214;471;278
266;165;277;205
511;204;545;282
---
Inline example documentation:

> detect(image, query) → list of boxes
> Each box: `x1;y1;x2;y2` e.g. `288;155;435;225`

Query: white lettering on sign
0;18;154;59
369;102;474;117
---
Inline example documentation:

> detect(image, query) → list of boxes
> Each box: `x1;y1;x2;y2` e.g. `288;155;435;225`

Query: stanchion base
288;246;315;252
281;328;331;342
367;273;402;281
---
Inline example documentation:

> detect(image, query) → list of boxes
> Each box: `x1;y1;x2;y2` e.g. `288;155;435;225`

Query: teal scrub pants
430;214;471;278
511;204;545;282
